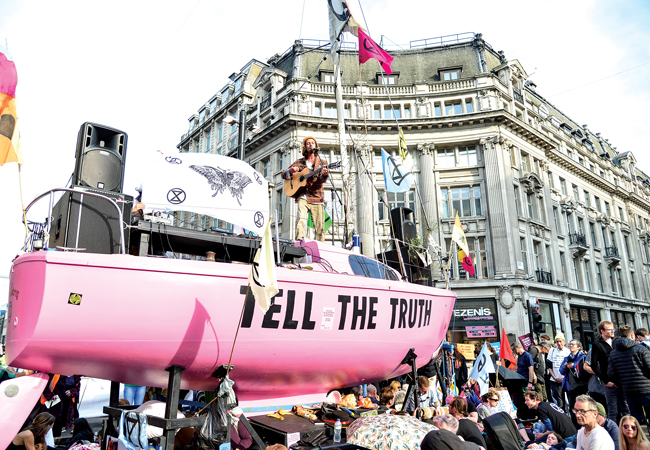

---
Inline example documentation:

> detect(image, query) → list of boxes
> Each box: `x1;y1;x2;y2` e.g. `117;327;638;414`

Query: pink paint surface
0;373;49;449
7;243;454;403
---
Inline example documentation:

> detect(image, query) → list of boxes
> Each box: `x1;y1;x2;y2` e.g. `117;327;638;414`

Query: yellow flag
398;128;408;161
452;213;475;276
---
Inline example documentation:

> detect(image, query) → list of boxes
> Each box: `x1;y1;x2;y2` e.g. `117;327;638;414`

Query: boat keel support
400;348;419;416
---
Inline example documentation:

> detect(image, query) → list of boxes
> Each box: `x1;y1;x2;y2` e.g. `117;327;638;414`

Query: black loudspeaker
49;189;133;254
390;207;417;247
377;247;432;285
73;122;127;192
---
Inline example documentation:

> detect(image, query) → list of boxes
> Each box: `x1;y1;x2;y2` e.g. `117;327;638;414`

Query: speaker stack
377;207;431;284
49;123;132;254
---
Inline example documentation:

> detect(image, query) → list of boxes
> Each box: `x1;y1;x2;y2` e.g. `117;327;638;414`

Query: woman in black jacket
65;418;94;449
453;346;468;389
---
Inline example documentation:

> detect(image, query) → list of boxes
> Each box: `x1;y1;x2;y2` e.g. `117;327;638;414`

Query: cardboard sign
519;333;534;351
490;342;501;354
457;343;476;361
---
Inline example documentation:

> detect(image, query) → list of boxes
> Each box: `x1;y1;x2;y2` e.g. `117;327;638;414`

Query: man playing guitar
283;136;329;241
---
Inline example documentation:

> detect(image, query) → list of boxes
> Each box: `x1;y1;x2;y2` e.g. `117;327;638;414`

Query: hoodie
607;337;650;397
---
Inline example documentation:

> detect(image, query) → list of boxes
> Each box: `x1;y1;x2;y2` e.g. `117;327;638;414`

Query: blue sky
1;0;649;274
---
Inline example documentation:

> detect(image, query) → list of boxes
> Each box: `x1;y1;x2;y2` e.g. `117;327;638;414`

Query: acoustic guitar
284;160;342;199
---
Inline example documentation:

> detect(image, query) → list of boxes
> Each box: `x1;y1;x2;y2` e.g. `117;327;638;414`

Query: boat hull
6;251;455;402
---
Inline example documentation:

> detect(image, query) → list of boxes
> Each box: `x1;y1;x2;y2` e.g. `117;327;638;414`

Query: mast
333;41;354;246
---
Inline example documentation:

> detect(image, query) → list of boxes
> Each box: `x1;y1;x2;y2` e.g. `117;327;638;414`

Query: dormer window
320;71;335;83
380;74;398;85
439;68;461;81
538;104;549;119
375;72;399;85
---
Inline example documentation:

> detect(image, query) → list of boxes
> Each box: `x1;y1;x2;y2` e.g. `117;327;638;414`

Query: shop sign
466;325;496;337
454;306;493;320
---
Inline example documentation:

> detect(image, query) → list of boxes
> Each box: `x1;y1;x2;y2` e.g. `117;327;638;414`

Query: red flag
500;328;515;366
459;249;475;277
358;29;394;75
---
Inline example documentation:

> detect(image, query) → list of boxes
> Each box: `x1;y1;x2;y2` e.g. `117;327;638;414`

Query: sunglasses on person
623;424;638;431
488;398;498;402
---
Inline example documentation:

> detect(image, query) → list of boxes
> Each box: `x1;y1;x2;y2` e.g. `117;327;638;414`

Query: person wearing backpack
529;341;552;401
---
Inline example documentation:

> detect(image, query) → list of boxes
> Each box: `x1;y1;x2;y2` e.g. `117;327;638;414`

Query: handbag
118;411;148;450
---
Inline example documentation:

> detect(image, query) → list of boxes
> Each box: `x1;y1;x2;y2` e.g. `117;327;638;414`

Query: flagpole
445;241;455;290
333;39;353;247
18;165;29;240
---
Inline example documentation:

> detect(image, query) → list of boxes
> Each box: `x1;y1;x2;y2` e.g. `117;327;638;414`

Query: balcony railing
535;270;553;285
569;233;588;247
605;246;620;258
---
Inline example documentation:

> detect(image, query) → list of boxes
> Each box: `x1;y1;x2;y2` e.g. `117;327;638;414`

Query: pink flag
358;29;394;75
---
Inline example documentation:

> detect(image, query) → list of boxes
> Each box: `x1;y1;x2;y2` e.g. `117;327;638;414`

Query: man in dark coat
592;320;629;420
608;325;650;424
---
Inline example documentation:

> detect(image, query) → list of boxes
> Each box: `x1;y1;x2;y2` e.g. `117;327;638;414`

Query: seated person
524;390;576;445
379;387;395;412
9;412;55;450
528;432;566;450
229;407;252;450
449;396;487;448
404;376;437;415
64;418;95;449
426;415;484;450
477;389;500;420
366;384;379;405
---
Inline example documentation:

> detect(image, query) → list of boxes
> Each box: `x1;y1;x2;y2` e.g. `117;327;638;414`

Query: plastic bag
195;394;230;450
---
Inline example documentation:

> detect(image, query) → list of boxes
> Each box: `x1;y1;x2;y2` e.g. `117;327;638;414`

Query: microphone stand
314;149;343;245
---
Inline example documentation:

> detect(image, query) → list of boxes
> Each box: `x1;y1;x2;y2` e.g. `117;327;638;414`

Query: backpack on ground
482;411;524;450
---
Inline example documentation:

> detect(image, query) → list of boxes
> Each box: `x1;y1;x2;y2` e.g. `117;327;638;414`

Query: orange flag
500;328;516;368
0;46;22;166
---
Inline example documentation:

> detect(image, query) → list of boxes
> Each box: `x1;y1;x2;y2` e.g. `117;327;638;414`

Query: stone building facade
177;33;650;346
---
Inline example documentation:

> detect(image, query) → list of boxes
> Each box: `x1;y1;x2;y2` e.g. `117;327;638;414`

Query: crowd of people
407;320;650;449
6;321;650;450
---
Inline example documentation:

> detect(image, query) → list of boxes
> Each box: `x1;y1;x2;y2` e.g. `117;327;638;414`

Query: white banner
143;153;269;232
468;342;495;396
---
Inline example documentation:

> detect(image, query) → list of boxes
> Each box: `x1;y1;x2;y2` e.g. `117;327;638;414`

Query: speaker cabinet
73;122;127;193
390;207;417;248
49;189;133;254
377;247;432;285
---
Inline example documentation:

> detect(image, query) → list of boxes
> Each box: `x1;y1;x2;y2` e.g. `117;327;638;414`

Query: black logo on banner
363;37;380;56
251;261;264;288
254;211;264;228
167;188;186;204
189;165;252;206
327;0;350;22
165;156;182;164
386;154;411;187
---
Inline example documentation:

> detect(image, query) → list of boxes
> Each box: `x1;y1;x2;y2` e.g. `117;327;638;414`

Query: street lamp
222;111;246;160
222;110;262;160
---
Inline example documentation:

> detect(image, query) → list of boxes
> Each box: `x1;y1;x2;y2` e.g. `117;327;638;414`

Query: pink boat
6;238;455;406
